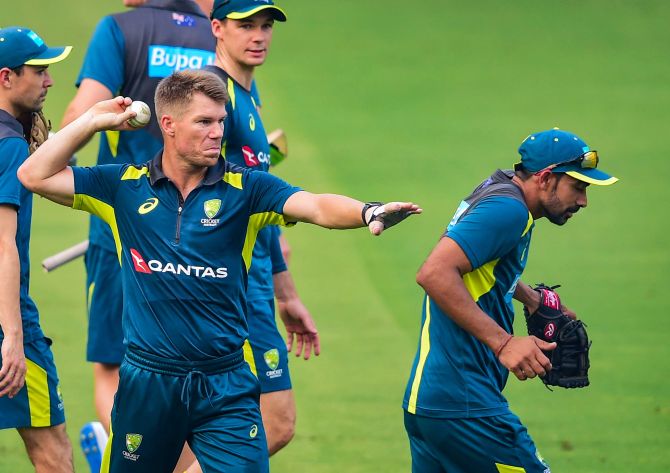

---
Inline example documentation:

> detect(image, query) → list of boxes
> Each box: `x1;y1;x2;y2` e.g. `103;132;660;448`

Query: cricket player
0;26;74;472
19;69;420;473
60;1;222;470
204;0;317;456
402;129;617;472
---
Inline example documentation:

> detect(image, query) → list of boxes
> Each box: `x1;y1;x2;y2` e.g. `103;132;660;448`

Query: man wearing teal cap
0;26;74;473
203;0;318;465
403;129;616;472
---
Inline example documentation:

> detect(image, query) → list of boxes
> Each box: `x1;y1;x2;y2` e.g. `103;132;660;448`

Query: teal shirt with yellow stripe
403;170;534;418
71;155;300;360
206;65;277;302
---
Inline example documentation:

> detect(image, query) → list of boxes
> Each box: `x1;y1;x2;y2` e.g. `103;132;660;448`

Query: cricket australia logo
123;433;143;461
201;199;221;227
264;348;283;379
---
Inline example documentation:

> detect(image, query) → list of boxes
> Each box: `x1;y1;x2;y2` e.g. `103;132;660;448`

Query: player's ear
535;170;554;190
211;18;224;38
160;114;176;137
0;67;12;88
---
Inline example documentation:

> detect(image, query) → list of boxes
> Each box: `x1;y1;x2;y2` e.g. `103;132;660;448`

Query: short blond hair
154;69;228;119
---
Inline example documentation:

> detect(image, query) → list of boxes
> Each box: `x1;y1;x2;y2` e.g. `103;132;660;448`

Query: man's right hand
0;335;26;398
498;336;555;381
86;96;140;132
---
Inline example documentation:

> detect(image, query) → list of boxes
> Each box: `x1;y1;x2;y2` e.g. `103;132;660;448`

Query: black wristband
361;202;383;226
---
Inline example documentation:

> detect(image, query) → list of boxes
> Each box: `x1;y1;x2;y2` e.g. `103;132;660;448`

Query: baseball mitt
524;283;590;389
28;111;52;155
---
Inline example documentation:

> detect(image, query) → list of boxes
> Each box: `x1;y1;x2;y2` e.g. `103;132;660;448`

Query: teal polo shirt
71;154;300;360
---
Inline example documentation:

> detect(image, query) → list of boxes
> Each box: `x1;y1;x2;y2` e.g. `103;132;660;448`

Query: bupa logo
148;46;215;77
129;248;228;279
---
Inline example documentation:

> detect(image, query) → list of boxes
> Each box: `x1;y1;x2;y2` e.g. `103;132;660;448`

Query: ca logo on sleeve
263;349;280;370
126;433;143;453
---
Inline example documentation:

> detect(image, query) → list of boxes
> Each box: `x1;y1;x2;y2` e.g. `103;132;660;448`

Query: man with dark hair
0;26;74;473
19;69;420;473
402;128;617;473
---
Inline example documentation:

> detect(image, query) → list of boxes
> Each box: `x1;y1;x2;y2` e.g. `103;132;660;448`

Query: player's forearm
273;270;298;302
294;193;365;229
417;265;510;353
513;280;540;312
0;242;23;340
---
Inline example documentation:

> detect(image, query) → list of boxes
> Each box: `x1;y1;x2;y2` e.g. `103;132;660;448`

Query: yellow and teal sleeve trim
407;295;432;414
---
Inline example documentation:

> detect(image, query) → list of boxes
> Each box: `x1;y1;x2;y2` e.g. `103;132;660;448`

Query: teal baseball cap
515;128;618;186
0;26;72;70
211;0;287;22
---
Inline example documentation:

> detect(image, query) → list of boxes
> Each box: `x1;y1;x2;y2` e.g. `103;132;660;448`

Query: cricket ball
127;100;151;128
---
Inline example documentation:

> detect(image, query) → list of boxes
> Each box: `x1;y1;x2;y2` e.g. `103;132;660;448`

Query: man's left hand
366;202;422;236
277;297;320;360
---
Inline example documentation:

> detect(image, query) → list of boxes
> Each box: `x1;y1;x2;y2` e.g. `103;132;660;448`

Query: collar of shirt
147;150;227;187
0;109;24;141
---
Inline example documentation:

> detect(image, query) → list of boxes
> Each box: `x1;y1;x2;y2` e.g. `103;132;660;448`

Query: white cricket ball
127;100;151;128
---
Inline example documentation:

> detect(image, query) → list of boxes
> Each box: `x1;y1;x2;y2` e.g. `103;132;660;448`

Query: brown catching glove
28;111;52;155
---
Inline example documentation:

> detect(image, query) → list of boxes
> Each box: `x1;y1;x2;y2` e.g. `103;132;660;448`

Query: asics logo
138;198;159;215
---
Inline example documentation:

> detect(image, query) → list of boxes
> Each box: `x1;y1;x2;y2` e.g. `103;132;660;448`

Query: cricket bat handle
42;240;89;272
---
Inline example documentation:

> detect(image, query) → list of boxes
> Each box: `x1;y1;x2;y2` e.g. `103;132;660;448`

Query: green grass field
2;0;669;471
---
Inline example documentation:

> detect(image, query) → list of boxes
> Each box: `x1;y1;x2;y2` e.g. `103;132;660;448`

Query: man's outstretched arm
18;96;136;206
282;192;421;236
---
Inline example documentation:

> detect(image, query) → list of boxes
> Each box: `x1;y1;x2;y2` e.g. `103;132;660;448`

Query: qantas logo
131;249;152;273
241;145;270;167
242;146;259;166
129;248;228;279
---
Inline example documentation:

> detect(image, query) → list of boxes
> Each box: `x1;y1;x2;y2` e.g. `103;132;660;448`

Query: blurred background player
402;129;617;472
59;0;216;471
0;26;74;473
204;0;319;460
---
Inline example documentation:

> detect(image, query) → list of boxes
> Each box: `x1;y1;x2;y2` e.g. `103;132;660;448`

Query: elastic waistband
124;347;244;376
